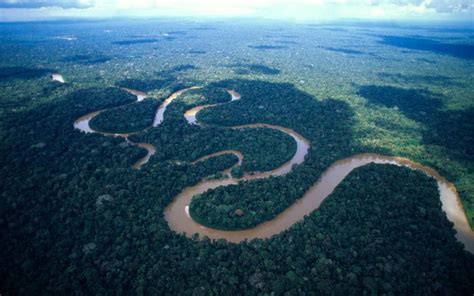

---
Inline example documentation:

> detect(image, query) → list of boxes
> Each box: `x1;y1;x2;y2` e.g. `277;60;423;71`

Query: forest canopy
1;20;473;295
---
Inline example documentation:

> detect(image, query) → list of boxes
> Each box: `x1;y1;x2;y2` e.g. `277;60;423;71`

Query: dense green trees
117;78;187;94
358;85;474;227
187;79;359;230
181;86;231;104
1;20;474;295
358;85;474;162
2;77;472;295
0;66;55;80
129;84;297;173
90;99;161;134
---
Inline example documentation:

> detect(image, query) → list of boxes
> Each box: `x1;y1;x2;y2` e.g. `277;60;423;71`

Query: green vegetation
112;38;159;45
180;86;231;105
198;153;239;180
129;85;297;172
230;166;244;178
378;35;474;60
188;79;359;230
358;85;473;162
0;66;55;80
231;63;281;75
357;85;474;227
319;46;364;55
248;44;288;50
90;98;161;134
1;20;473;295
62;55;111;65
272;164;474;295
117;78;185;93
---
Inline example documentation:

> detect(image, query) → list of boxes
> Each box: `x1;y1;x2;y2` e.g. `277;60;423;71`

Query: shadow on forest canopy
378;35;474;60
62;55;111;65
319;46;364;55
0;66;55;80
117;64;199;92
189;50;206;54
248;45;288;50
378;72;464;87
168;78;363;231
117;78;190;93
112;38;159;45
231;64;281;75
358;85;474;160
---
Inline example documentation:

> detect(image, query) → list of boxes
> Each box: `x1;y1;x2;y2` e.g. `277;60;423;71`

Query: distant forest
1;20;473;295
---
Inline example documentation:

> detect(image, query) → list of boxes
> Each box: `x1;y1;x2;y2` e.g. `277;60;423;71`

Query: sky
0;0;472;22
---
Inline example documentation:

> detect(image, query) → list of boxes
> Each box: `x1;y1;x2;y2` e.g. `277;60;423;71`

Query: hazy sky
0;0;473;22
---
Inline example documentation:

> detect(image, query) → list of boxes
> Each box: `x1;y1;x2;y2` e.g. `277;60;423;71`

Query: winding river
74;87;197;169
74;86;474;253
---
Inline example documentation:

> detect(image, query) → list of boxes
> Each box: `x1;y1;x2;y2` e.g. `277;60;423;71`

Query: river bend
73;86;474;252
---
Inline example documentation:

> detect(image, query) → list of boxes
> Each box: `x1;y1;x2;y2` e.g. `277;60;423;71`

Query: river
73;86;473;252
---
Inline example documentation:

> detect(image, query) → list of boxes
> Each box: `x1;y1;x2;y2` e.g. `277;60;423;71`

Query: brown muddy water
165;153;474;253
73;87;473;252
121;88;147;101
153;86;201;126
184;89;240;124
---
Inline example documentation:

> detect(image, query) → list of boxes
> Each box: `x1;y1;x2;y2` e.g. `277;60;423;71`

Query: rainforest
0;17;473;295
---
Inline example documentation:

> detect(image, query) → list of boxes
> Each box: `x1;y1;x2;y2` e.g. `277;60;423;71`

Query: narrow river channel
73;86;474;252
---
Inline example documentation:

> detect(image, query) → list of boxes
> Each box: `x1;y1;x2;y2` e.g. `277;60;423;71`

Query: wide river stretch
74;87;474;253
